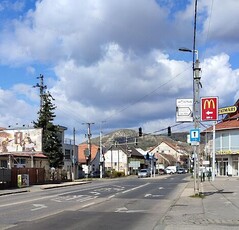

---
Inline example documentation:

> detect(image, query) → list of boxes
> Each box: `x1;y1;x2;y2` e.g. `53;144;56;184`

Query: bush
105;170;125;178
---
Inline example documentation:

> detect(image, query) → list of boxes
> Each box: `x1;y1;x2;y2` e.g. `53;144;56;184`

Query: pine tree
34;91;63;168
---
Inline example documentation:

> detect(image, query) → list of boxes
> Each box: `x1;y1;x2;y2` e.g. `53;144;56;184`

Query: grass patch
190;193;205;198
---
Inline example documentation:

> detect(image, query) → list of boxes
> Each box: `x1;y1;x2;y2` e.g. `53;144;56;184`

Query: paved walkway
161;176;239;229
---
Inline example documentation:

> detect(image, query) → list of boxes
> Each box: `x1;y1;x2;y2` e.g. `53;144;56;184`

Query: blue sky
0;0;239;143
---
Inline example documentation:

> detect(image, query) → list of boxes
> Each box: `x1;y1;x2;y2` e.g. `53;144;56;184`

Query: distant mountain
90;129;192;150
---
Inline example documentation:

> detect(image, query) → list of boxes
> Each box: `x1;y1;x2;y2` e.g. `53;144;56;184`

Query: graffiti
0;128;42;153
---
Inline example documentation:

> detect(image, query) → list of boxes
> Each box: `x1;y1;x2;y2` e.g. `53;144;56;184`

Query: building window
0;160;7;168
221;133;229;150
14;158;26;168
230;133;239;150
65;149;71;159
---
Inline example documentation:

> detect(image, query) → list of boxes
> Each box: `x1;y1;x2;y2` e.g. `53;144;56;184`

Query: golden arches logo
203;99;215;110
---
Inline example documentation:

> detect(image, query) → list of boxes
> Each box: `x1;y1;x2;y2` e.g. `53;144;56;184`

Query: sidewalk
0;180;91;196
162;176;239;230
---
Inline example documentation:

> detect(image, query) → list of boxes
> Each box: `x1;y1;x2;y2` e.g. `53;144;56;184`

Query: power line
104;66;191;123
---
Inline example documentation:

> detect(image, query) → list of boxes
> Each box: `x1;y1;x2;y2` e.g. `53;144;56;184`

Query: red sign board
201;97;218;121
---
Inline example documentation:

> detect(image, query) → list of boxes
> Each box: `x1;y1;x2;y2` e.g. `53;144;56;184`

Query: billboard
0;128;42;153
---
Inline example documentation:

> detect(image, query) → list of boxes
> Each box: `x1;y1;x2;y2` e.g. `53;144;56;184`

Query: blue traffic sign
190;129;200;142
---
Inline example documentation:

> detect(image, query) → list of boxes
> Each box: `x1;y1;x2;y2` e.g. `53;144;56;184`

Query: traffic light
146;152;149;160
167;126;171;136
135;137;138;146
139;127;142;137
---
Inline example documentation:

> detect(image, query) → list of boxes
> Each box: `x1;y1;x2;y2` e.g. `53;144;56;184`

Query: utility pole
82;122;94;177
99;121;106;178
194;54;201;195
33;74;47;111
179;0;201;196
72;127;76;181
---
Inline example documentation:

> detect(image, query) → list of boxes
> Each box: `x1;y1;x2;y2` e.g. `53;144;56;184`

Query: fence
0;168;11;189
0;167;71;189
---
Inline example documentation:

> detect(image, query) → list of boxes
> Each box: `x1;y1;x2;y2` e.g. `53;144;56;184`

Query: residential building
78;143;101;176
63;139;78;180
149;139;191;169
104;145;145;175
203;100;239;176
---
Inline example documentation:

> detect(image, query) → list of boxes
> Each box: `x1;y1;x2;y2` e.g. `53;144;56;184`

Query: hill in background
89;129;193;150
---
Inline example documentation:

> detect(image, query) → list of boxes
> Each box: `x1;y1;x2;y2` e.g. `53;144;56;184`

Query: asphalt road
0;174;189;230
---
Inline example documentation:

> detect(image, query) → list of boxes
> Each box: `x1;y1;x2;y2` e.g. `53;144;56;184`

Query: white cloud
0;0;239;138
201;53;239;105
0;0;193;65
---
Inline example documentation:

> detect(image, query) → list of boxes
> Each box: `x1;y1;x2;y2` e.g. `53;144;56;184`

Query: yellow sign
216;150;239;155
218;106;237;115
203;99;215;109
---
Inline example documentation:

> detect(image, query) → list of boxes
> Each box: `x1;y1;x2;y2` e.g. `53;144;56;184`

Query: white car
138;169;150;178
165;168;175;174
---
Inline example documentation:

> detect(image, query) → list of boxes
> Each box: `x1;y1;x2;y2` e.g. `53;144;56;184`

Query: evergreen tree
34;91;63;168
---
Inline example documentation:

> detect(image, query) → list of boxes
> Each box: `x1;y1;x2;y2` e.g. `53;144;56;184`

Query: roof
78;143;99;164
123;145;144;158
203;113;239;133
0;152;47;158
150;139;191;155
155;152;177;165
105;145;144;158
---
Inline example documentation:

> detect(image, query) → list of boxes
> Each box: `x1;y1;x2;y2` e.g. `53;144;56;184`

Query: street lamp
179;48;198;60
179;47;201;195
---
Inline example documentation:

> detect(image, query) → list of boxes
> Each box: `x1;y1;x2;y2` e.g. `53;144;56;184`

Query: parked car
177;168;185;174
165;166;177;174
138;169;150;178
158;168;166;175
165;168;174;174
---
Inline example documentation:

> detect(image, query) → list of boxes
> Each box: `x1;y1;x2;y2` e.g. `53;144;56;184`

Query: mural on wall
0;128;42;153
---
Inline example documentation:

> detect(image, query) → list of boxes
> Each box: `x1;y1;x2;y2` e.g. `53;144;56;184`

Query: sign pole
212;121;216;181
193;57;201;195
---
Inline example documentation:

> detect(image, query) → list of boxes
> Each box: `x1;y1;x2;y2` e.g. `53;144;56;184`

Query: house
202;100;239;176
63;140;78;180
149;139;191;169
104;145;145;175
78;143;101;176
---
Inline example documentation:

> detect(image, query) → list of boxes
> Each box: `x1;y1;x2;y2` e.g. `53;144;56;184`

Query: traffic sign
201;97;218;121
218;106;237;115
190;129;200;142
176;99;193;122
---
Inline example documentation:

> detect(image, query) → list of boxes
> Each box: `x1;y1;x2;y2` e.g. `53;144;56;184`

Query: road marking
82;202;95;208
31;204;47;211
115;207;146;213
144;194;163;198
108;195;115;199
51;195;97;203
78;196;97;203
90;191;101;195
0;195;57;208
122;183;149;194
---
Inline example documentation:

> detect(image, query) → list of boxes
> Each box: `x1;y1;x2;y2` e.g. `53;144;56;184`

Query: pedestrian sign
190;129;200;142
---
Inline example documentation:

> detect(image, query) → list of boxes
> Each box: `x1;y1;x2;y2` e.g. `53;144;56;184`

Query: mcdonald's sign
201;97;218;121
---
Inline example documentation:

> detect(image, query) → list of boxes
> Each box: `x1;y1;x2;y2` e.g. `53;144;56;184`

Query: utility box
17;174;29;188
